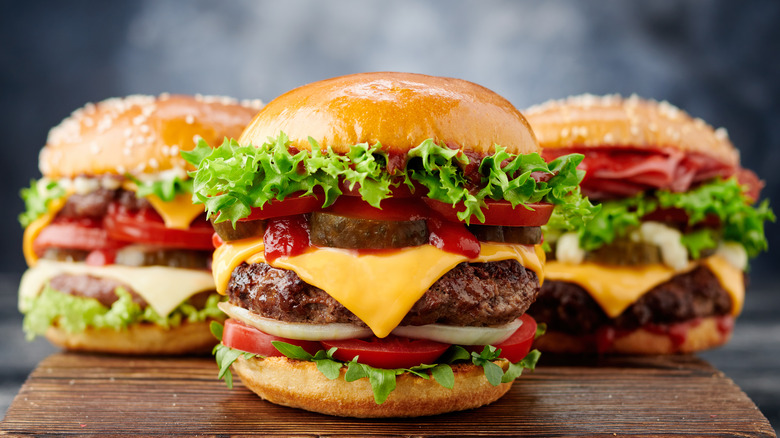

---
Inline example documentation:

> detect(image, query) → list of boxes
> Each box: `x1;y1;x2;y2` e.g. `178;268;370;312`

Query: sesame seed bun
533;316;732;355
239;72;539;156
524;94;739;166
40;94;262;179
231;355;513;418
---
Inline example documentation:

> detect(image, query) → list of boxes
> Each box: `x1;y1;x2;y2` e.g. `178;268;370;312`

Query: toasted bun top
40;94;262;179
239;72;538;155
524;94;739;166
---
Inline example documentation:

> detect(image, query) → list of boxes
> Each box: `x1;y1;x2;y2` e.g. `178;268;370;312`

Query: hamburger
524;94;774;354
18;94;261;354
185;72;596;417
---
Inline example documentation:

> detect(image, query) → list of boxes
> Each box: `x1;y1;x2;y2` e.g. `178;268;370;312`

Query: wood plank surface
0;352;774;437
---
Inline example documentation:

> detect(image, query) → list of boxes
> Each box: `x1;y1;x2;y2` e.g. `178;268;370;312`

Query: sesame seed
185;115;194;124
140;125;150;133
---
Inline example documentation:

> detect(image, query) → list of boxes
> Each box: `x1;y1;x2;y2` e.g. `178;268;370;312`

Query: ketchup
263;215;311;262
645;318;703;350
262;205;484;261
426;215;481;259
715;315;735;337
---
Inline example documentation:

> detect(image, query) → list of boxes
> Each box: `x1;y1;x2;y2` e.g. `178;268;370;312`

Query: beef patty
57;187;152;219
527;266;735;334
227;260;540;327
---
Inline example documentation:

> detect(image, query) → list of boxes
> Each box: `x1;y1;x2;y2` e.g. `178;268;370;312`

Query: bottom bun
534;315;733;354
45;321;218;355
232;355;513;418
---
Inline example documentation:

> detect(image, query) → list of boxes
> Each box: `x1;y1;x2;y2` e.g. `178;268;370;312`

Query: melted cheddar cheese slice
145;193;204;230
213;239;545;338
545;256;744;318
23;197;68;266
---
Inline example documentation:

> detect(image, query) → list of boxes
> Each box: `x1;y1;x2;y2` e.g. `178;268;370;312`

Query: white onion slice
218;302;373;341
391;319;523;345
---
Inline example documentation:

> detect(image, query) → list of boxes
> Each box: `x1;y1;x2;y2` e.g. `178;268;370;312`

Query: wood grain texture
0;352;774;437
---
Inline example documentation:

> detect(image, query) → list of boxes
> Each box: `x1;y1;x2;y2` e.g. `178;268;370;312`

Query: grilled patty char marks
227;260;540;327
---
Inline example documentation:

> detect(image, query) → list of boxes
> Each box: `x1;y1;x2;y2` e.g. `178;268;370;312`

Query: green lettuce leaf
22;285;223;341
184;134;597;227
543;178;774;259
131;175;193;202
19;179;67;227
210;338;540;404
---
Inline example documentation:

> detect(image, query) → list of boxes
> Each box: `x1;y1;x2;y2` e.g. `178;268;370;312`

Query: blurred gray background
1;0;778;432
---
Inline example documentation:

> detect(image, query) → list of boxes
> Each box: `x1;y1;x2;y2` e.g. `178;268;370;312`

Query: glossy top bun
40;94;262;179
239;72;538;156
525;94;739;166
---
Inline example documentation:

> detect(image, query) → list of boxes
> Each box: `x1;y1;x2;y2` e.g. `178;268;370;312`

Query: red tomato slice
104;203;213;250
221;319;321;357
321;336;450;369
33;220;126;255
423;198;554;226
492;314;537;362
465;314;537;362
324;196;429;221
241;195;324;221
338;180;423;198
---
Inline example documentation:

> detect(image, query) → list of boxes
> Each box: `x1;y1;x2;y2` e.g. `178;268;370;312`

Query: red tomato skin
466;314;537;363
492;314;537;362
263;215;311;262
422;198;553;227
33;221;126;256
104;203;214;249
221;319;321;357
321;336;450;369
241;195;324;221
324;196;429;221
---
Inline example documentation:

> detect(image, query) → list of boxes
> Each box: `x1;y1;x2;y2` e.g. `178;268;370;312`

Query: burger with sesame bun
185;72;596;417
18;94;262;354
524;94;774;354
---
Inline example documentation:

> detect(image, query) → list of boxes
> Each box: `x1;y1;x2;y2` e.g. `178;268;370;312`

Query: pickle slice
467;225;542;245
310;211;428;249
212;219;266;242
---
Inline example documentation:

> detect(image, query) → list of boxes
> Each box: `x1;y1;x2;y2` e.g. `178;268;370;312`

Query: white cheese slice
18;260;215;317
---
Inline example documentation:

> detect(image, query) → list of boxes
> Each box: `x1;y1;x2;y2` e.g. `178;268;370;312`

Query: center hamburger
185;72;595;417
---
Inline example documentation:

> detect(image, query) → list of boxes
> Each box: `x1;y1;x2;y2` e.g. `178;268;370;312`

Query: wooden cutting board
0;352;773;436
